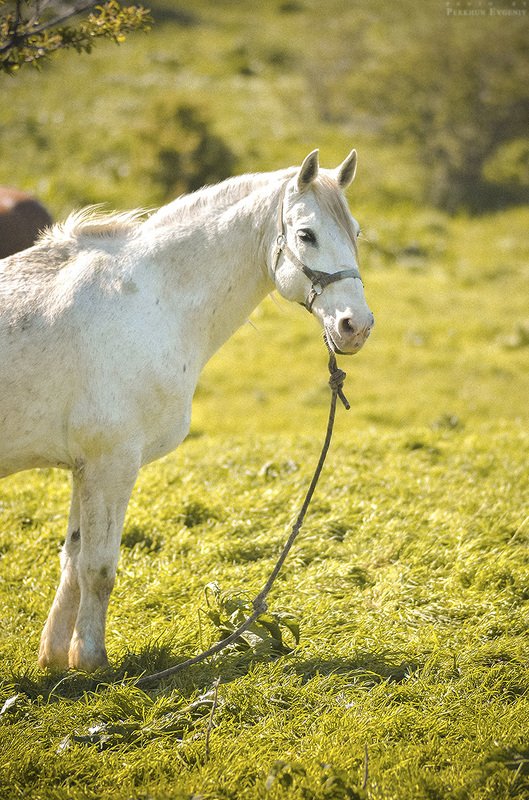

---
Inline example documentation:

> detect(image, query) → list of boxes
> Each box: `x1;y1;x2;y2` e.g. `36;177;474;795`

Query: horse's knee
60;529;81;571
81;564;116;602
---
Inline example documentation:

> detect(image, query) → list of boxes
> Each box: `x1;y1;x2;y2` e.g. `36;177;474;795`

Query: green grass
1;1;529;797
0;430;528;799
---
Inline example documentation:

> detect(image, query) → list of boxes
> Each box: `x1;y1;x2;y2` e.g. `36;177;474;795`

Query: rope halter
271;181;363;313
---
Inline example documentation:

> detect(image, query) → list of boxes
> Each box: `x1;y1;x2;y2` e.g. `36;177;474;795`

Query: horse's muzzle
326;311;374;355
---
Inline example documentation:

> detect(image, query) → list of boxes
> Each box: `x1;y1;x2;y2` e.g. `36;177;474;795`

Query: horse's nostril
338;314;373;341
339;317;356;336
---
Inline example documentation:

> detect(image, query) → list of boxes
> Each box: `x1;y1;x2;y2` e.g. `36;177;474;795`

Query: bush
139;102;237;203
353;10;529;213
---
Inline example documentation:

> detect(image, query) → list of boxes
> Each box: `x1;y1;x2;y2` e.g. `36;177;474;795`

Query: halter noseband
271;181;363;312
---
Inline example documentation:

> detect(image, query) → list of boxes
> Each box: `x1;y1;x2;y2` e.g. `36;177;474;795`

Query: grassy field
1;1;529;798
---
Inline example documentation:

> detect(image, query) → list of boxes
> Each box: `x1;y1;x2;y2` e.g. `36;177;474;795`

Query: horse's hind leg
38;475;81;669
68;454;138;672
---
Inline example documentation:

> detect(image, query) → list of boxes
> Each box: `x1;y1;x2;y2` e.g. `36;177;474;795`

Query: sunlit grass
1;418;528;798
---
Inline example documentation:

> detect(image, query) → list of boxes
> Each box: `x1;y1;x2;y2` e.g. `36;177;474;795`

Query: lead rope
136;335;349;689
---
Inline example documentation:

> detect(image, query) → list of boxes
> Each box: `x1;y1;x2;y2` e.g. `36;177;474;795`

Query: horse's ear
336;148;357;190
296;149;319;192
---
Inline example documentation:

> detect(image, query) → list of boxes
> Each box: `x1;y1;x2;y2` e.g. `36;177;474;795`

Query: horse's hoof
68;638;108;672
38;639;70;671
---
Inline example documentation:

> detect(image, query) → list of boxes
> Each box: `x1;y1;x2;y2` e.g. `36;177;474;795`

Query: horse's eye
298;228;317;246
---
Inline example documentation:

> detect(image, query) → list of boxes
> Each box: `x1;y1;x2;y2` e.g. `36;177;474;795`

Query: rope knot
329;367;346;393
325;335;351;411
328;367;351;410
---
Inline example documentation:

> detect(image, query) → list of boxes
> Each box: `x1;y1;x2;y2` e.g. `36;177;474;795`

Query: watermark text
446;1;527;16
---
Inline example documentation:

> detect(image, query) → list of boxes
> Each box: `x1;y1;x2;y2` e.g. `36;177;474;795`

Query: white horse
0;149;374;672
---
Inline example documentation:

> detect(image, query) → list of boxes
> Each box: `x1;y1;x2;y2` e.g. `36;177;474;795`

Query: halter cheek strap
272;182;363;312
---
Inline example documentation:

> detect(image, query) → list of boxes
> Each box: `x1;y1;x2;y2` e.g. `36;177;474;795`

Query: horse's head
270;149;374;355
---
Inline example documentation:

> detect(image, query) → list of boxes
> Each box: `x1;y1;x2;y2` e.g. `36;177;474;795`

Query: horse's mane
38;172;295;244
39;206;149;244
39;168;357;248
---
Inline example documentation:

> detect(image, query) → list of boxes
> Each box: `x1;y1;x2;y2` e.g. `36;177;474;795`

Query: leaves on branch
0;0;152;73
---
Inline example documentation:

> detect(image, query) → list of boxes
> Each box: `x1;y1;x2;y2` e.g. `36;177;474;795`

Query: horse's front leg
68;454;138;672
38;475;81;669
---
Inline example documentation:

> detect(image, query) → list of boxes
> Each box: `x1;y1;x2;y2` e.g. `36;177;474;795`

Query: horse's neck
140;175;283;365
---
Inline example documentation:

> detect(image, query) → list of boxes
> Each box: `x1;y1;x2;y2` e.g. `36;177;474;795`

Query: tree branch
0;0;151;70
23;2;99;39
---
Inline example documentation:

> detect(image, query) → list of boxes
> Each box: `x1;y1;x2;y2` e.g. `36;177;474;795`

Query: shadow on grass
2;668;110;701
2;646;420;704
293;652;421;685
1;641;180;702
2;642;279;701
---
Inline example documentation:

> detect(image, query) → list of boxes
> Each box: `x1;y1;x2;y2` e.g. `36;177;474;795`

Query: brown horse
0;187;53;259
